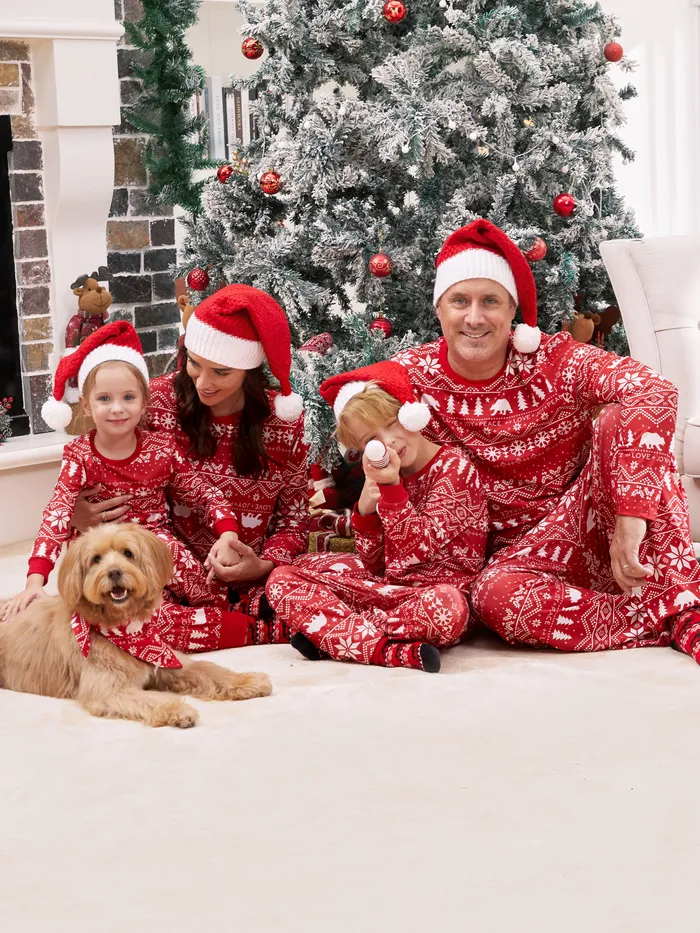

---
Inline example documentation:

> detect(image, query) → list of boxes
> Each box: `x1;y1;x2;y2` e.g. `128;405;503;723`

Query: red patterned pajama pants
265;553;470;665
153;583;288;653
152;528;227;607
471;406;700;652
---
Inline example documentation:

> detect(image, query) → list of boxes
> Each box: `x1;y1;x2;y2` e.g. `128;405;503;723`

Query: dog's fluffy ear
131;526;174;591
57;537;87;610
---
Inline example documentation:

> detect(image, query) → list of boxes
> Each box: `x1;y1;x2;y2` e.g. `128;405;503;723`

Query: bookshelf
175;1;266;251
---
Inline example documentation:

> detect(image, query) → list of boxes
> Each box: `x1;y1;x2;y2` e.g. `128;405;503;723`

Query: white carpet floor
1;538;700;932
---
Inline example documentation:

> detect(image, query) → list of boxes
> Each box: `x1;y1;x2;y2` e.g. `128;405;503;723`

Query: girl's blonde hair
335;381;400;450
77;360;150;433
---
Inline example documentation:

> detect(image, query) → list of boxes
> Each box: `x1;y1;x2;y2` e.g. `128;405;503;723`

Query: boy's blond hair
335;381;401;449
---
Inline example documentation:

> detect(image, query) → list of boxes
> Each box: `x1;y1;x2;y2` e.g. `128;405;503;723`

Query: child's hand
206;533;241;584
2;575;46;622
357;477;381;516
362;446;401;487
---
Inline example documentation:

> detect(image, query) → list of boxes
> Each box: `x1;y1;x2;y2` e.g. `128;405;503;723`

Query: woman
72;284;309;651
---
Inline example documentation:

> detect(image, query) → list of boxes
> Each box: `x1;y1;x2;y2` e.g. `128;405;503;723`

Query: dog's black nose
107;567;123;582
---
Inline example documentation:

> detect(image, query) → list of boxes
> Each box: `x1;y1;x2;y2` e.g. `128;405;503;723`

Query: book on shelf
205;76;268;160
205;75;226;160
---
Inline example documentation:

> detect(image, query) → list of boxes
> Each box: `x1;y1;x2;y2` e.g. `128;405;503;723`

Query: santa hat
433;218;540;353
320;361;430;432
185;284;303;421
42;321;149;431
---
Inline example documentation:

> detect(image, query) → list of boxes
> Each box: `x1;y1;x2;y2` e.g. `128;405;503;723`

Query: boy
265;361;488;672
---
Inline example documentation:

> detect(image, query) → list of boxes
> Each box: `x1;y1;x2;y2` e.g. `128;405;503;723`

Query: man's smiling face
436;278;516;374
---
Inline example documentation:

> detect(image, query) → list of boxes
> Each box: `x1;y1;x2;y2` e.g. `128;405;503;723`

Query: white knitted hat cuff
77;345;149;393
433;248;518;306
185;315;265;369
333;381;369;421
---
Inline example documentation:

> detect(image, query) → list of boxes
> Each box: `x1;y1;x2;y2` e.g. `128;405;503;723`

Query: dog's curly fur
0;524;271;727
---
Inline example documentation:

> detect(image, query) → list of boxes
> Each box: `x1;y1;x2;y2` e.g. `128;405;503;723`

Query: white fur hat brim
77;344;150;393
434;248;518;307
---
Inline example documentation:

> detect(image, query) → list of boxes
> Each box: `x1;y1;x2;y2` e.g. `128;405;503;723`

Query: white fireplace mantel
0;17;123;40
0;0;123;370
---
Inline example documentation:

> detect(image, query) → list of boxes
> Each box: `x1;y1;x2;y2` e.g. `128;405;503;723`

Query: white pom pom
512;323;541;354
41;397;73;431
398;401;431;432
274;391;304;422
63;385;81;404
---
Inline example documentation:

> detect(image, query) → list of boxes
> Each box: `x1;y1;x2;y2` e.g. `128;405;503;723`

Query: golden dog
0;524;271;727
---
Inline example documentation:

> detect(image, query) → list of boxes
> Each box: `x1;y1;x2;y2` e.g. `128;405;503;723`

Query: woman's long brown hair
173;344;273;476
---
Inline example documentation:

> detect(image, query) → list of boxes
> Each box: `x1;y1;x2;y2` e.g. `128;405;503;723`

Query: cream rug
1;540;699;932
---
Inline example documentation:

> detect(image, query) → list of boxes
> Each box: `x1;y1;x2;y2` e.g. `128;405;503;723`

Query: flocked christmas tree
178;0;640;462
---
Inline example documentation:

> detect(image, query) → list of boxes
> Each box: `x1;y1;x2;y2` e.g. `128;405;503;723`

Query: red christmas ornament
260;170;282;195
242;37;264;60
217;164;234;183
604;41;623;63
187;267;209;291
525;237;547;262
369;313;393;338
553;193;576;217
383;1;407;24
368;252;393;277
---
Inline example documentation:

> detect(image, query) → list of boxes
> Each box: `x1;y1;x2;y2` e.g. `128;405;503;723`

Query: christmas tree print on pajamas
394;332;700;655
265;447;488;669
146;372;309;650
29;431;236;608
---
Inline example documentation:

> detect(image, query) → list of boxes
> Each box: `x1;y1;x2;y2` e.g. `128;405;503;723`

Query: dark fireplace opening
0;115;28;437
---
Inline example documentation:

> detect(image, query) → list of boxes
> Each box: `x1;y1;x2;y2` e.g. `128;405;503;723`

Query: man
394;218;700;660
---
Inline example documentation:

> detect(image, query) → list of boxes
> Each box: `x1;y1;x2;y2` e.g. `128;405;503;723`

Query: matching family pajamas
37;331;700;666
145;373;309;651
395;332;700;655
265;447;488;666
28;430;237;607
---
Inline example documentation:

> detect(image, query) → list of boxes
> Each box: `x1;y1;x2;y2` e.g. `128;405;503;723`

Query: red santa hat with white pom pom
319;360;431;432
433;218;541;354
185;283;303;421
42;320;149;431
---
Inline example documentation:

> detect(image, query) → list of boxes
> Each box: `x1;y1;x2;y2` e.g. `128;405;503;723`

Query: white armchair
600;234;700;551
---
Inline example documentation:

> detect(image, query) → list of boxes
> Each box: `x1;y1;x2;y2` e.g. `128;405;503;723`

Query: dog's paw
147;700;199;728
222;671;273;701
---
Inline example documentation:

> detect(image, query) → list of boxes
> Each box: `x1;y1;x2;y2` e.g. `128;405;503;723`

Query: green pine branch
123;0;215;215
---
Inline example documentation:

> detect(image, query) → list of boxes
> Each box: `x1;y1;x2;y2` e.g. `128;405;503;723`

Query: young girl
3;321;240;621
265;361;489;672
67;285;309;653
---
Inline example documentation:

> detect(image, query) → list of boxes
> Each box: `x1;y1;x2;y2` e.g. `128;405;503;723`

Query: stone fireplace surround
0;0;122;438
0;1;122;544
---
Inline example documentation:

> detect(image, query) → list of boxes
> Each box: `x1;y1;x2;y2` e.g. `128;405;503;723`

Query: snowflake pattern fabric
266;446;487;665
394;331;680;549
70;612;182;669
268;555;470;665
391;332;700;653
148;374;309;570
470;405;700;651
28;430;235;607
